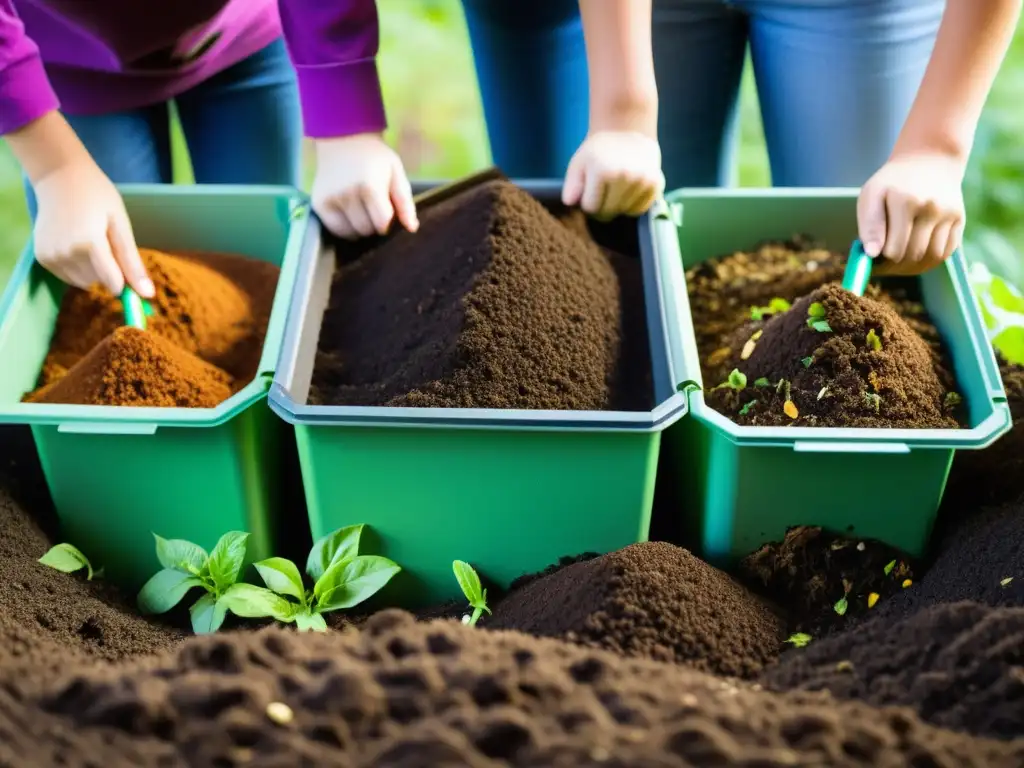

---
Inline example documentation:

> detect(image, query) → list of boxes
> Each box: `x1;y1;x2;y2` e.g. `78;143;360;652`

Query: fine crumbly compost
704;283;961;428
310;179;652;411
27;248;279;408
27;327;234;407
24;610;1024;768
488;541;788;679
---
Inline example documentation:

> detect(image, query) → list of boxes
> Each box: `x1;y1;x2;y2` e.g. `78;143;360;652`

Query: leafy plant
969;262;1024;364
785;632;812;647
739;399;757;416
221;524;402;633
138;532;251;634
453;560;491;626
38;543;100;581
750;297;791;321
754;377;771;388
806;302;832;333
712;369;747;392
833;596;849;616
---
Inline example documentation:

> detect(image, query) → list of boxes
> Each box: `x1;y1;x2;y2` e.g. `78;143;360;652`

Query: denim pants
460;0;945;188
24;38;302;217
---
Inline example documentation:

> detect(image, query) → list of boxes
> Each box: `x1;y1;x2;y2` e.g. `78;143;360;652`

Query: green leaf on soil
801;356;813;368
138;569;203;615
220;583;297;622
785;633;812;647
739;400;757;416
38;543;94;580
884;559;896;576
153;534;208;575
190;593;229;634
808;320;832;333
207;532;250;592
727;369;747;390
295;611;329;632
833;596;849;616
306;524;365;581
769;298;791;314
255;557;306;601
866;329;882;351
453;560;489;611
754;377;771;388
751;298;792;321
1001;577;1014;587
314;555;402;613
808;302;826;319
944;392;963;409
864;392;881;413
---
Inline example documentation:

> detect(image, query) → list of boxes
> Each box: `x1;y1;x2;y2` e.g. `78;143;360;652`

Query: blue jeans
24;38;302;217
460;0;944;187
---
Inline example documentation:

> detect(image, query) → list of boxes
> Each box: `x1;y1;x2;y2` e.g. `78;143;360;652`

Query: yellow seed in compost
867;592;880;608
784;400;798;419
266;701;294;725
709;347;731;366
741;339;756;360
902;579;912;589
836;660;854;672
1001;577;1014;587
752;329;763;341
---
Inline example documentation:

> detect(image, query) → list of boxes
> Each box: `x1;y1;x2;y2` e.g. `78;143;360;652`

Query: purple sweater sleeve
278;0;386;139
0;0;59;134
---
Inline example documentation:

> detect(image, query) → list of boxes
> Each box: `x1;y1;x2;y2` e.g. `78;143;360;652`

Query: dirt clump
488;541;787;678
311;179;651;411
704;283;961;428
27;327;234;407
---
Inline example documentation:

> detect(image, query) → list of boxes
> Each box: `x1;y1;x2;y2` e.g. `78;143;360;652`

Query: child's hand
32;159;152;297
562;130;665;222
857;152;966;276
312;134;419;240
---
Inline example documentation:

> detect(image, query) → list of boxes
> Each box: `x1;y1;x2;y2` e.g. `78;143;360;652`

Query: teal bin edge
660;187;1013;566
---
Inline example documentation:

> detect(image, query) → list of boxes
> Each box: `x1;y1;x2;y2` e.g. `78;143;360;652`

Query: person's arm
579;0;658;138
893;0;1020;163
276;0;386;139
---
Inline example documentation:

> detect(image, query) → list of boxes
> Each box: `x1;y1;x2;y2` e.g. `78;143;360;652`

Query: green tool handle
842;240;873;297
121;286;147;330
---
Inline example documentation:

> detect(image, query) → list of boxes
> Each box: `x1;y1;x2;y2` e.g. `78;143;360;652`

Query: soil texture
27;249;279;407
489;542;787;678
311;179;652;411
740;526;917;636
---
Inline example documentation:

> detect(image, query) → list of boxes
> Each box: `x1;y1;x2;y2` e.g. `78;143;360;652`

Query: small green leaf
944;392;963;409
808;302;826;319
453;561;486;607
866;329;882;351
769;298;791;313
38;543;91;579
750;306;766;322
990;276;1024;313
190;593;228;634
306;524;365;581
220;583;297;622
314;555;402;613
785;633;812;648
801;356;813;368
153;534;208;574
727;369;747;390
138;569;203;615
207;532;250;591
255;557;306;601
993;326;1024;366
754;377;771;388
738;400;757;416
834;597;849;616
884;559;896;576
1001;577;1014;587
296;611;329;632
808;320;832;333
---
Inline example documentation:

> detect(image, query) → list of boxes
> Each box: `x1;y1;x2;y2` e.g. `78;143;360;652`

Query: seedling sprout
783;400;799;420
883;560;896;576
739;400;757;416
867;593;880;609
713;369;747;392
38;543;100;581
944;392;963;409
864;392;881;413
800;356;813;368
750;297;791;321
833;596;848;616
754;377;771;388
453;560;491;626
785;633;812;648
866;329;882;351
806;302;832;333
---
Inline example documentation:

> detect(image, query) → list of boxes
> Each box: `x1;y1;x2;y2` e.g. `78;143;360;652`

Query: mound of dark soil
488;542;787;678
311;179;651;411
761;601;1024;741
24;610;1024;767
704;284;961;428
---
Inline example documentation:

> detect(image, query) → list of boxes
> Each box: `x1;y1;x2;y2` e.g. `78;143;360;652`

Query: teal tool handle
843;240;873;296
121;286;147;329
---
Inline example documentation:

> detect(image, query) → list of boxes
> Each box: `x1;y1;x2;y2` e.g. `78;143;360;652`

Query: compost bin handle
792;441;910;455
57;422;158;436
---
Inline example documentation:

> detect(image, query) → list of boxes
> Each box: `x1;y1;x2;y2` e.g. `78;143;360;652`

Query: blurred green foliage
0;0;1020;293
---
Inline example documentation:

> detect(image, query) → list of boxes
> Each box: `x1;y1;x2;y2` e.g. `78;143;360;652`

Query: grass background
1;0;1021;289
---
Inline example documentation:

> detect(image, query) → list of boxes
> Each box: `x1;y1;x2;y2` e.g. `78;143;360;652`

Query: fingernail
863;241;881;257
138;278;155;297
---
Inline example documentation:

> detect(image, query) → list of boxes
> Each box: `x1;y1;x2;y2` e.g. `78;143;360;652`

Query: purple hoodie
0;0;385;138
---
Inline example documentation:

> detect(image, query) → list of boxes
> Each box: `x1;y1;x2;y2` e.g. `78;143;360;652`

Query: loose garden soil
310;179;652;411
26;249;278;407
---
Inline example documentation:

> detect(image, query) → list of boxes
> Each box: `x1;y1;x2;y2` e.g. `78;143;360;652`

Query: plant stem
468;606;484;626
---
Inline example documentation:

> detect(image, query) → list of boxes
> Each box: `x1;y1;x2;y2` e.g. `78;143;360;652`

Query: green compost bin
0;185;312;588
662;188;1012;566
270;181;691;607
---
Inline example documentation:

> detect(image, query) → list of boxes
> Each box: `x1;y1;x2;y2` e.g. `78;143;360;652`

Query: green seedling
224;524;401;633
138;531;251;634
750;297;791;321
785;633;812;648
712;369;747;392
776;378;792;403
864;392;881;413
866;329;882;351
884;559;896;576
806;302;832;333
944;392;963;409
38;543;100;581
754;377;772;388
801;356;814;368
833;596;849;616
453;560;491;626
739;400;758;416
